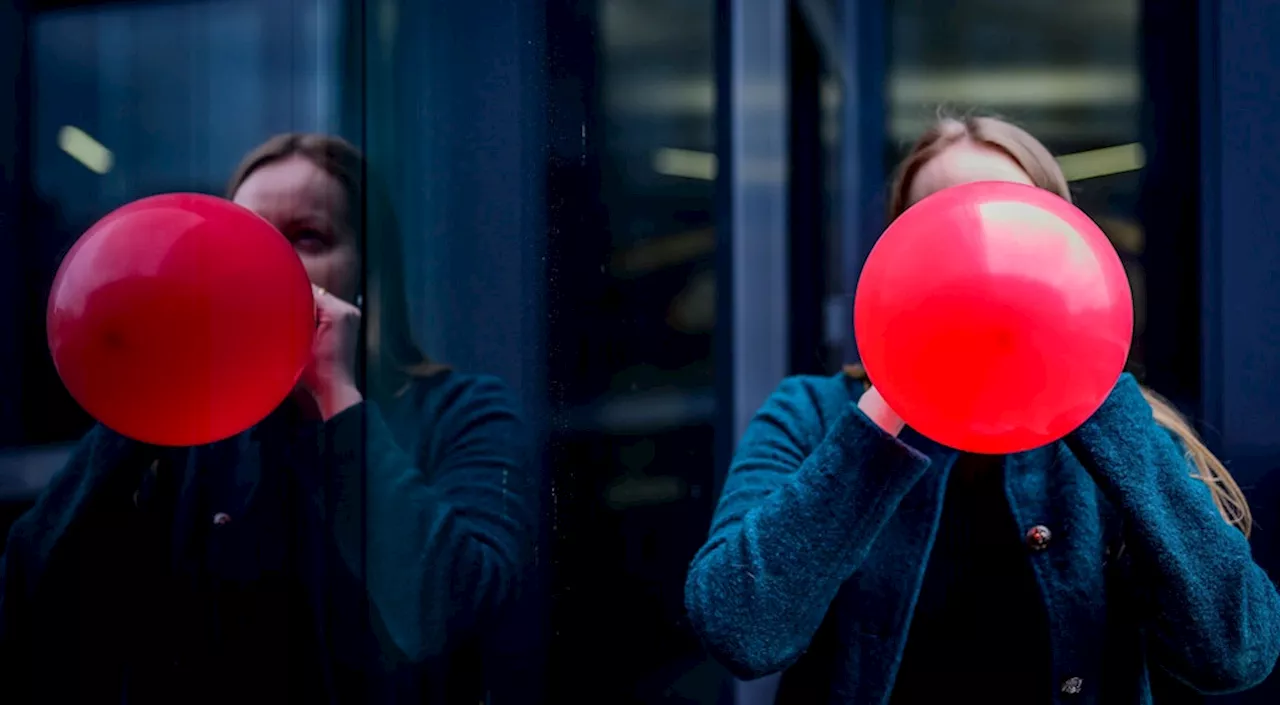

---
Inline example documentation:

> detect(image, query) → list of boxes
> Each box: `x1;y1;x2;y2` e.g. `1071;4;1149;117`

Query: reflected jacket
686;372;1280;704
0;371;537;705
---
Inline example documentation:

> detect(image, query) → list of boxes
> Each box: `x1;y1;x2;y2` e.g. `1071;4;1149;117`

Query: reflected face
906;140;1035;208
232;155;361;303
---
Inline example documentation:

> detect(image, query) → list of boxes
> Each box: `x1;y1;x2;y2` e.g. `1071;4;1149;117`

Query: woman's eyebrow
279;212;333;230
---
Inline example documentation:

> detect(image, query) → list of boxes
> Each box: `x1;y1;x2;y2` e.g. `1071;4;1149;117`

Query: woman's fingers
311;284;361;323
857;385;906;437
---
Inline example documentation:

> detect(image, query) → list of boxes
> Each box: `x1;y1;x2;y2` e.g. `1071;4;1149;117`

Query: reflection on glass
0;133;537;703
1;1;538;701
545;0;719;698
21;0;343;447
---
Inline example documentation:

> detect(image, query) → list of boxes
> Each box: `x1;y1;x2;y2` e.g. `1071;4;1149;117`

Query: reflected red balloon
854;181;1133;454
47;193;315;447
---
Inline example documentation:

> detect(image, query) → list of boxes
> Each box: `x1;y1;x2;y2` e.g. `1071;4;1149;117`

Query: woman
0;134;536;704
685;116;1280;704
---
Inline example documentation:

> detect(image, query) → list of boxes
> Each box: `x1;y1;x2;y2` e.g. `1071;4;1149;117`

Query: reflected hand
857;385;905;437
300;284;364;420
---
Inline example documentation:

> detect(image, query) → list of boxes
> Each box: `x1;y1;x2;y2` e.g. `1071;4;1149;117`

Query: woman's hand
857;385;905;437
300;284;364;420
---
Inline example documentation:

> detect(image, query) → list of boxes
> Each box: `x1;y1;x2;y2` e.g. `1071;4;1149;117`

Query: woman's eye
291;229;329;252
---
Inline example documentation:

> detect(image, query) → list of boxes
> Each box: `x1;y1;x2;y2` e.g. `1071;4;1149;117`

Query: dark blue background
2;0;1279;703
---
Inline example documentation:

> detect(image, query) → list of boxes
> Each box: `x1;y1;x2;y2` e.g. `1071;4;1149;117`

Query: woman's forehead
233;157;348;220
908;141;1034;205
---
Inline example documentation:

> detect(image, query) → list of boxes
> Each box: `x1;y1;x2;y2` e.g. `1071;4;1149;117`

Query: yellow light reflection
651;143;1145;185
57;125;113;175
1058;142;1144;182
653;148;717;181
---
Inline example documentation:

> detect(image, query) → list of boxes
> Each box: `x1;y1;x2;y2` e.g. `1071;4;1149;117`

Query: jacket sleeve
315;374;536;664
1066;373;1280;694
684;377;931;679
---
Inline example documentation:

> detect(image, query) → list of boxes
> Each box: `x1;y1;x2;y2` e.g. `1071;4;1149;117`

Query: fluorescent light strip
613;69;1141;115
892;69;1140;107
654;142;1143;184
653;147;717;180
1057;142;1145;181
57;125;113;175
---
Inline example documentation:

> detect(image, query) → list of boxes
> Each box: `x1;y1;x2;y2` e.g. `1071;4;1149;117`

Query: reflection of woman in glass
0;134;536;704
686;117;1280;704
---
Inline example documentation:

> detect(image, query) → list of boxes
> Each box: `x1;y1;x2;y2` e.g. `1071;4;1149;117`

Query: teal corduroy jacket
686;373;1280;704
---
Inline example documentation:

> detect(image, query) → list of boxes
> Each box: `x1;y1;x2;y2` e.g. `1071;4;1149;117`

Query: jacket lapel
832;428;956;705
1005;443;1114;699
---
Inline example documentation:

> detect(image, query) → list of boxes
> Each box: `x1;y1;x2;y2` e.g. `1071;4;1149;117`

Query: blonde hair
849;114;1251;536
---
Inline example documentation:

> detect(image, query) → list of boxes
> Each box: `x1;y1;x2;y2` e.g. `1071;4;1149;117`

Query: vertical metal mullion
723;1;791;700
1196;3;1280;701
1196;0;1223;455
728;0;789;448
841;0;885;366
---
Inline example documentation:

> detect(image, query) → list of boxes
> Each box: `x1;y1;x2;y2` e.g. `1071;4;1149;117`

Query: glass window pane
547;0;720;698
20;0;342;447
887;0;1146;374
2;0;721;702
5;1;549;702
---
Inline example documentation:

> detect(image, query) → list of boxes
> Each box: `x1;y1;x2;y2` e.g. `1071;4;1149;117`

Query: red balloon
854;181;1133;454
47;193;315;447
